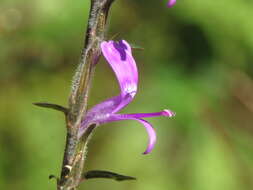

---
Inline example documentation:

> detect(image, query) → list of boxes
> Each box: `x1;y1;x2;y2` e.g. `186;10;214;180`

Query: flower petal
103;114;157;154
79;93;136;138
119;109;175;119
167;0;176;8
132;118;157;155
101;40;138;99
78;95;122;138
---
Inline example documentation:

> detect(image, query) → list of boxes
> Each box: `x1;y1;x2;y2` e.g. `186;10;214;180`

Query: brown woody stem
57;0;115;189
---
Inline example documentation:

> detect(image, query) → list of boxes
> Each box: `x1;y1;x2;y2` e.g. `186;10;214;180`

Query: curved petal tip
167;0;176;8
139;119;157;155
162;109;176;117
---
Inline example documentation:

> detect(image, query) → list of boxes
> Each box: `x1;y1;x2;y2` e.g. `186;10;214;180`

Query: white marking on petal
163;109;175;117
108;47;113;53
125;84;137;97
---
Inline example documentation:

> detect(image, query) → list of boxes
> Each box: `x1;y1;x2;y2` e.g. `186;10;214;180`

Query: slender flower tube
78;40;175;154
167;0;176;8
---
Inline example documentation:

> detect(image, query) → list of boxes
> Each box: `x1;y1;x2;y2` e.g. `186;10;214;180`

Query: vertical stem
57;0;115;190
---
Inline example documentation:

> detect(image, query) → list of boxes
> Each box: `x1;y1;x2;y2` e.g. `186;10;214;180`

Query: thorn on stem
49;174;60;184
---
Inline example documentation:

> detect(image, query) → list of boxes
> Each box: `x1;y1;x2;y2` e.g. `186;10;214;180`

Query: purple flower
167;0;176;8
78;40;175;154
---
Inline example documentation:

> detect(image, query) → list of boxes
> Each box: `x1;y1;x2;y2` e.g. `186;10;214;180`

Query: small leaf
83;170;136;181
33;102;69;114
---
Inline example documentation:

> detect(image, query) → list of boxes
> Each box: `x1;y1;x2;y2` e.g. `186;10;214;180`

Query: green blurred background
1;0;253;189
